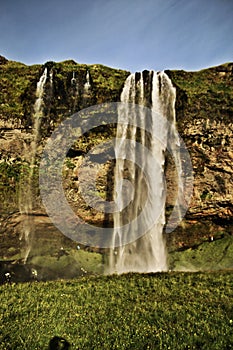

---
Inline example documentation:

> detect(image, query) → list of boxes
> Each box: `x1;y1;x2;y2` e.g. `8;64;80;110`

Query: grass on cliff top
0;60;40;118
0;57;129;123
167;63;233;97
0;271;232;350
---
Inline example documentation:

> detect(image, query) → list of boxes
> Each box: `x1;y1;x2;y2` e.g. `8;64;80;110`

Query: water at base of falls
108;70;178;274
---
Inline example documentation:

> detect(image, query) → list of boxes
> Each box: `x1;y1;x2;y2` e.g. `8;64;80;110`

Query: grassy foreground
0;272;232;350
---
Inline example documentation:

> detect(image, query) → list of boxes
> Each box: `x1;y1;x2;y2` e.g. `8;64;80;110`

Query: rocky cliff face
0;55;232;269
166;65;233;248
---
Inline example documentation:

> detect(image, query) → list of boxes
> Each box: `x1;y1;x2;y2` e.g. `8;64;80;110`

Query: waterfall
84;70;91;91
19;68;48;263
71;71;76;86
32;68;48;155
109;70;179;274
71;71;79;111
49;69;53;86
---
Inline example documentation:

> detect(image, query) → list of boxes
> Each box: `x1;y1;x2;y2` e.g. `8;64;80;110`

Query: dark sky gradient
0;0;232;72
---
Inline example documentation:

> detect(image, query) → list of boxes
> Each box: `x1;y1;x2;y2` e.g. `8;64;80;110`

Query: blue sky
0;0;232;72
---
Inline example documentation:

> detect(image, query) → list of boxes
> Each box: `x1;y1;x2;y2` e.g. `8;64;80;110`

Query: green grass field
0;271;232;349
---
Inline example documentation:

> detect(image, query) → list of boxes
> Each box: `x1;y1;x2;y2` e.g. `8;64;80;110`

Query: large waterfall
109;70;177;274
19;68;49;263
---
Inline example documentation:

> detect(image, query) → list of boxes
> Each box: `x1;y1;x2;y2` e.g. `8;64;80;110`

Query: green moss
64;158;76;170
170;234;233;271
200;190;212;201
29;249;103;276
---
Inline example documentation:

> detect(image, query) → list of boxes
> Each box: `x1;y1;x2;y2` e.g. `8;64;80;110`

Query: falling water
109;70;179;274
32;68;48;155
49;69;53;86
71;71;79;111
19;68;48;263
84;70;91;92
71;71;76;86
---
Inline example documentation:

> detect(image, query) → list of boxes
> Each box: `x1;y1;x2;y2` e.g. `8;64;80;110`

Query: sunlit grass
0;271;232;349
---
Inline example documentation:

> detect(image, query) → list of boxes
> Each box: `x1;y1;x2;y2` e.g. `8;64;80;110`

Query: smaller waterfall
109;70;180;274
71;71;80;111
49;69;53;85
19;68;48;263
84;70;91;92
71;71;76;86
31;68;48;156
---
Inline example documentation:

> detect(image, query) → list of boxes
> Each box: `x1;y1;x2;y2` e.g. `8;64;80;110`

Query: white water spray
109;70;179;274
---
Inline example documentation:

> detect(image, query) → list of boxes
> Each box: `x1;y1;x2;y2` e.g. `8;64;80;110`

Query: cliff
167;64;233;248
0;55;232;276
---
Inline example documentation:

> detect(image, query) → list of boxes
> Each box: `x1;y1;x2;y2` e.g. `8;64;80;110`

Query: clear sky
0;0;232;72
